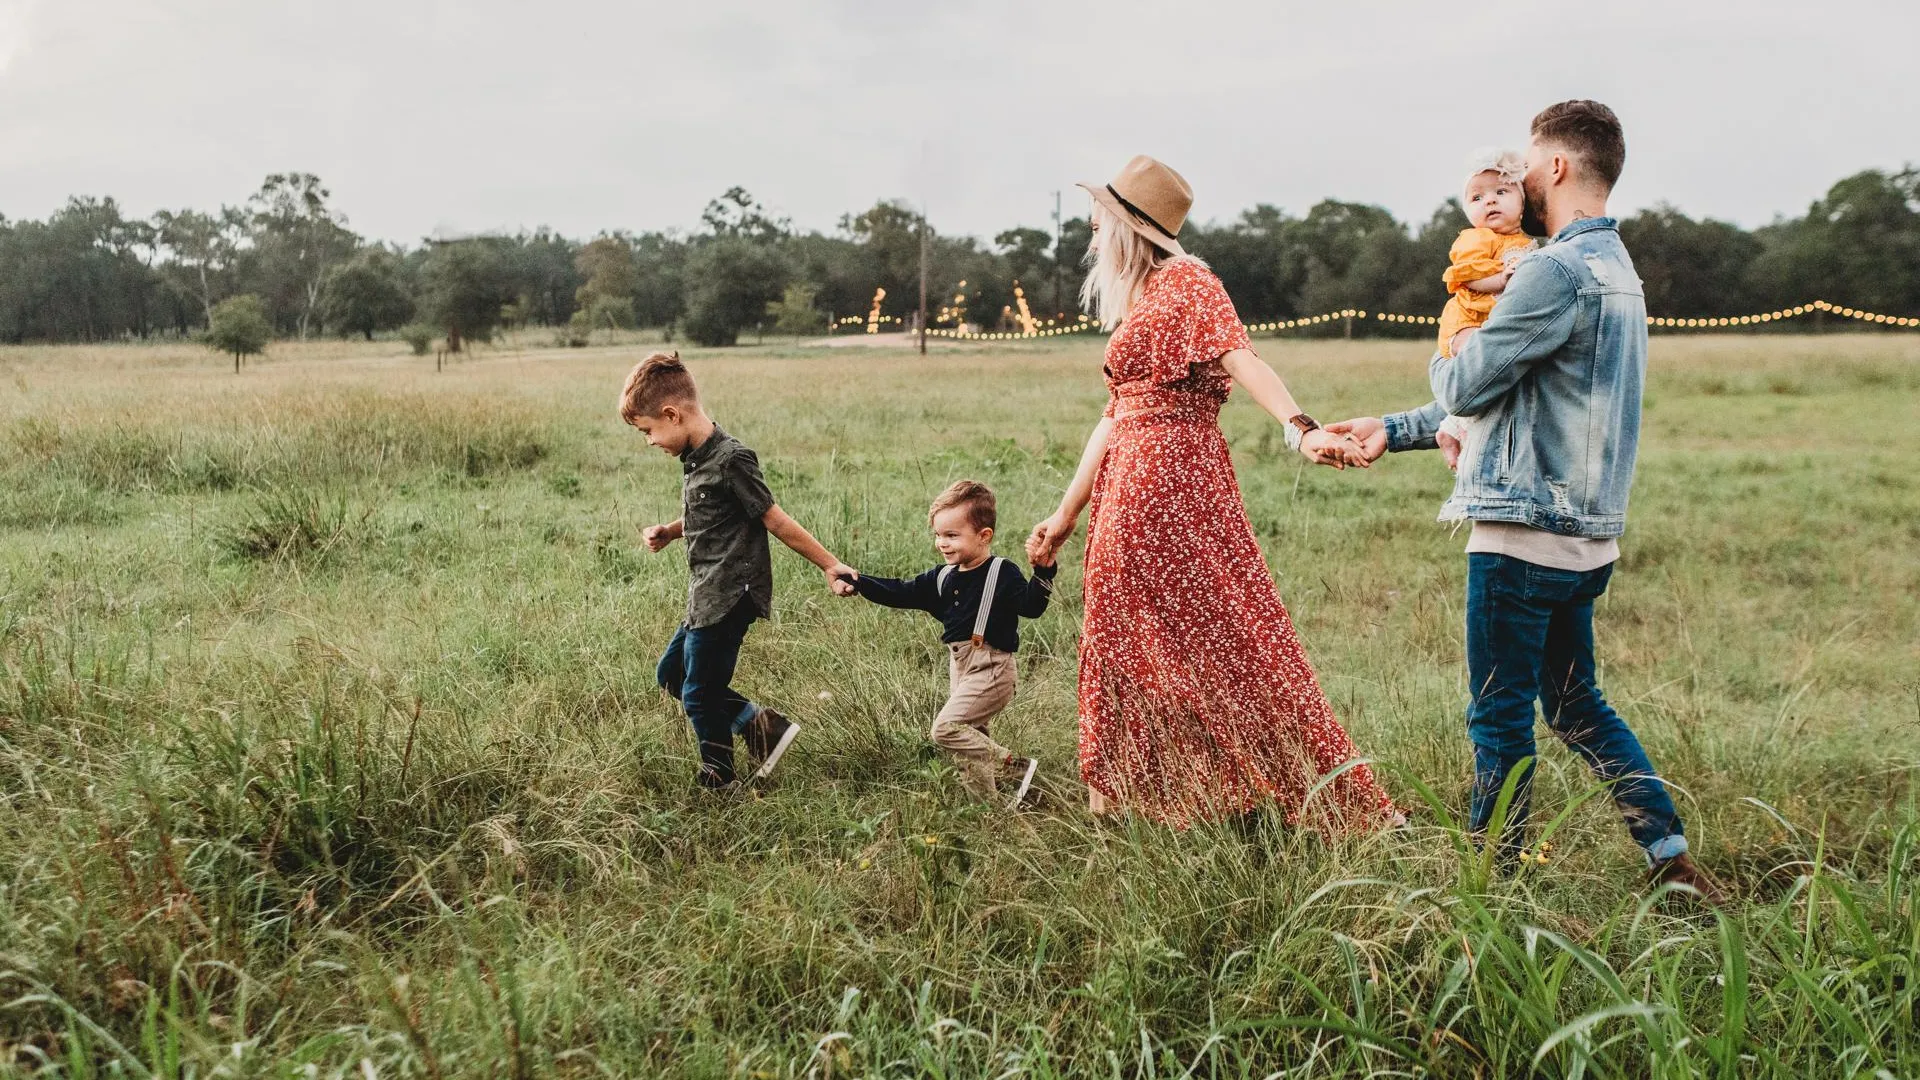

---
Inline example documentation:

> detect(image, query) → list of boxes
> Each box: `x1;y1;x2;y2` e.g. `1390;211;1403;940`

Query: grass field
0;331;1916;1078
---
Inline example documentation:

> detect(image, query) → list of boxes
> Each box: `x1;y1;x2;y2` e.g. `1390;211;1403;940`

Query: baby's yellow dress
1437;227;1534;356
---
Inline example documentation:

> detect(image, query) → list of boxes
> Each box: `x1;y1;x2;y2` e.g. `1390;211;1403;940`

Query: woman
1026;155;1398;829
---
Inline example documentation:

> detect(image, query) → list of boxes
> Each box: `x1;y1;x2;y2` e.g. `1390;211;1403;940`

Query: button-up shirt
679;425;775;628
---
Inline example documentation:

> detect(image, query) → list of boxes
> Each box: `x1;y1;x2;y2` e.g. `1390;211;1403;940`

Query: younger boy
843;480;1055;807
621;351;858;792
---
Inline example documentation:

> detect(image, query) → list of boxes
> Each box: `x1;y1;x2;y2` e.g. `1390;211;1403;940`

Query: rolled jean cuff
731;701;761;734
1644;834;1689;864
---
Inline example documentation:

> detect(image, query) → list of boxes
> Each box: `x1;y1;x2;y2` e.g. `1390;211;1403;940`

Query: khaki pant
933;641;1017;797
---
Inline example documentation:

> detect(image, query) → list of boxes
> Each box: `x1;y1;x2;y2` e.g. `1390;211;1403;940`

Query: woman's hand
1300;428;1370;470
1026;510;1078;565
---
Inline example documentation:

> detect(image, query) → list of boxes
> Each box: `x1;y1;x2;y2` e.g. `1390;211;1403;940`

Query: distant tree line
2;167;1916;349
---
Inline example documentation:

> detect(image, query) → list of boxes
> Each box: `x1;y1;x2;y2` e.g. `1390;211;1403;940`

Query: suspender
937;557;1005;646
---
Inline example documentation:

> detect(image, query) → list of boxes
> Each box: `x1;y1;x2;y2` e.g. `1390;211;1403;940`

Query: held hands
1025;510;1076;566
825;563;859;597
1322;415;1461;469
1300;428;1371;470
1322;417;1388;465
640;522;683;552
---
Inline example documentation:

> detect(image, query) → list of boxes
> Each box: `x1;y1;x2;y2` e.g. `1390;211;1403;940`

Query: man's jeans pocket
1523;561;1612;603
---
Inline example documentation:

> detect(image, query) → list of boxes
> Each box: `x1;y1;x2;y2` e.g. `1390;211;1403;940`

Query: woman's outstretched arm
1027;415;1113;563
1219;348;1370;469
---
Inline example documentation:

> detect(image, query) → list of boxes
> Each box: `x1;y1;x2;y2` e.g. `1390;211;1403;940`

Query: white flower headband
1462;147;1527;196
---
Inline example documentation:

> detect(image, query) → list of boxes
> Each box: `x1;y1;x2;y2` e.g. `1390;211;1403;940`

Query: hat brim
1077;182;1186;258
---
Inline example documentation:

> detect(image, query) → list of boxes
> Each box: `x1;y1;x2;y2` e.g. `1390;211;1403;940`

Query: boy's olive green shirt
679;425;776;628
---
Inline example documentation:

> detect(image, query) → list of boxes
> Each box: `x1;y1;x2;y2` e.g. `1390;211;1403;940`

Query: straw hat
1078;155;1190;258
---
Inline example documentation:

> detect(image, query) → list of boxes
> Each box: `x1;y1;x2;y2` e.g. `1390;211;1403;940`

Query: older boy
621;351;857;792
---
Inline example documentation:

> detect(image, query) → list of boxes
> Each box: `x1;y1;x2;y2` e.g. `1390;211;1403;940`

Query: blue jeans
1466;553;1686;862
656;598;762;788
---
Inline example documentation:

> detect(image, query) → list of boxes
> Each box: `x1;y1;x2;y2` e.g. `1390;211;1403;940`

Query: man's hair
929;479;995;532
618;351;699;423
1531;100;1626;191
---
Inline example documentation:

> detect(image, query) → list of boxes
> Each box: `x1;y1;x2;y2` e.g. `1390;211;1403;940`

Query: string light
862;296;1920;341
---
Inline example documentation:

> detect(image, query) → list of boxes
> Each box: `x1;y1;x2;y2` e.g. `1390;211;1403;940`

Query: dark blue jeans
656;598;762;788
1466;553;1686;862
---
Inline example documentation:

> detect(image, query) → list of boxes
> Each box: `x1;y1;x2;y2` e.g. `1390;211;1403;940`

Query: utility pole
918;212;929;356
1050;190;1063;317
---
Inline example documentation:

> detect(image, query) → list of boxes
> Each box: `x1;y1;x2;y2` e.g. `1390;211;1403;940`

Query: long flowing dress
1078;257;1397;828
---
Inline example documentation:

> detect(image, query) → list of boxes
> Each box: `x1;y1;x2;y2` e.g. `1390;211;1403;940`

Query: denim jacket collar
1547;216;1618;245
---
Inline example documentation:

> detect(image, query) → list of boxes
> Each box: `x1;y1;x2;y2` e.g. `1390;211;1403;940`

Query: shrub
215;487;365;563
400;323;437;356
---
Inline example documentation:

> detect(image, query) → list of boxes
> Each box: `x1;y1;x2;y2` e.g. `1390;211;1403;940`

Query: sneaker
1001;756;1039;810
744;708;800;780
1647;852;1729;908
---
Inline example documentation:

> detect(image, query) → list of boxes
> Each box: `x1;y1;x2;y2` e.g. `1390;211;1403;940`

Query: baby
1436;149;1535;467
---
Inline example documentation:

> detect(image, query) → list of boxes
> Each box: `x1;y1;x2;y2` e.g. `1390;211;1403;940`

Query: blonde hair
1079;201;1179;330
929;479;995;532
618;351;699;423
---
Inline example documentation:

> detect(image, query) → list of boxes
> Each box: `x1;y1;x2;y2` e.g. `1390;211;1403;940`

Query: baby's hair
619;351;699;423
929;479;996;532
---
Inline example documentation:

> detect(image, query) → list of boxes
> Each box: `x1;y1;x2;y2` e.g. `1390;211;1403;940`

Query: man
1331;100;1723;902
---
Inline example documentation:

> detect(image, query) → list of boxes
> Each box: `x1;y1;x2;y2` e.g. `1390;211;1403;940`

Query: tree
682;238;789;347
766;283;826;336
246;173;358;339
574;235;637;328
321;248;414;339
996;226;1055;309
205;295;272;372
631;232;688;329
500;229;581;327
153;207;244;326
1622;205;1764;317
701;187;789;242
419;239;516;351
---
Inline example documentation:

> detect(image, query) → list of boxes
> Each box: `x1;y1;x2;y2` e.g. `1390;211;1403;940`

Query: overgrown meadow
1;332;1915;1078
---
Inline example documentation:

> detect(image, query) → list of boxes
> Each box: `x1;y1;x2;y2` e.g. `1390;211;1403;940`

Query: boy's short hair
619;351;700;423
929;480;995;532
1530;99;1625;191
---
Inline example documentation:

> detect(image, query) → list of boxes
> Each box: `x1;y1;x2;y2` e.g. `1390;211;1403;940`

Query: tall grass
0;334;1915;1076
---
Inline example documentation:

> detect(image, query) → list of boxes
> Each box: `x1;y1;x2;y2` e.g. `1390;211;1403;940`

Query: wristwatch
1284;413;1319;451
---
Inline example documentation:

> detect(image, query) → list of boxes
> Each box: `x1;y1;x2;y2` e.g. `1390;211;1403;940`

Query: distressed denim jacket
1384;217;1646;539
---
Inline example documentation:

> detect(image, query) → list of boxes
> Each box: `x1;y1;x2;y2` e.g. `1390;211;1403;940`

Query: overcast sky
2;0;1915;245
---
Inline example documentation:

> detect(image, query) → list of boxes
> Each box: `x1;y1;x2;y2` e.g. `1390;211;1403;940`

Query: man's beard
1520;179;1550;238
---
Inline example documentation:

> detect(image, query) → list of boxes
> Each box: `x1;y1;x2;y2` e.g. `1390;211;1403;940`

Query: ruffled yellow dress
1437;228;1534;356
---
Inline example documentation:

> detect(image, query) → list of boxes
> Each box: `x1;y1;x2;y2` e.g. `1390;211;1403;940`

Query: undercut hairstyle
929;479;996;532
618;351;700;423
1531;99;1626;191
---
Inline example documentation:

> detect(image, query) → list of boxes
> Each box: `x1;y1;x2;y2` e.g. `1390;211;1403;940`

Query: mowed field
0;331;1915;1078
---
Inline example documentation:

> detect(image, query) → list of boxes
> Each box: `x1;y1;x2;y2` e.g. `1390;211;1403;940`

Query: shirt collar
680;423;728;469
1549;216;1618;244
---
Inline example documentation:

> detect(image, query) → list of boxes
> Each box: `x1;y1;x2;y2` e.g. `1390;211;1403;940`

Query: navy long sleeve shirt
853;558;1056;654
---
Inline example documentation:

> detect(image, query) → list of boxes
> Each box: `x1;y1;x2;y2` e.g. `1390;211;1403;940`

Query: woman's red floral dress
1078;257;1396;827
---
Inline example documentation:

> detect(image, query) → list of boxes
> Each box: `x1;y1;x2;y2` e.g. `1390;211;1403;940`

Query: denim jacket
1384;217;1645;539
